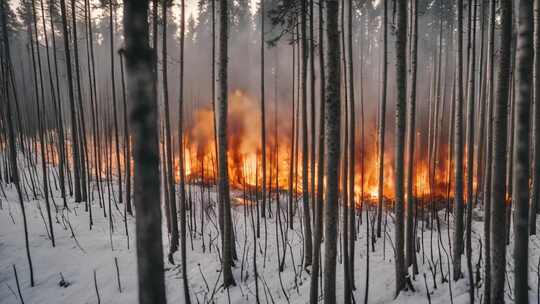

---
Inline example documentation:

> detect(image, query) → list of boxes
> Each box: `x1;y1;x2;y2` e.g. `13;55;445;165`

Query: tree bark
376;0;387;239
301;0;313;267
530;0;540;235
217;0;235;288
453;0;465;281
323;0;340;302
513;0;533;302
490;0;512;302
309;0;325;301
405;0;418;271
394;0;407;296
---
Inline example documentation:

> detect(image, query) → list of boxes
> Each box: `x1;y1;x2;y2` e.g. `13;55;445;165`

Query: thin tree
465;0;477;300
530;0;540;234
376;0;387;238
405;0;418;272
483;1;496;302
453;0;465;281
110;0;122;207
260;0;267;220
323;1;340;302
217;0;235;288
301;0;313;267
162;0;179;261
1;0;34;286
346;0;355;292
394;0;407;296
490;0;512;302
513;0;533;302
309;0;325;301
178;0;191;302
59;0;82;203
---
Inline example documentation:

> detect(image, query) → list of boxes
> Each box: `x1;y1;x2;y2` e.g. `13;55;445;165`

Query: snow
1;181;539;304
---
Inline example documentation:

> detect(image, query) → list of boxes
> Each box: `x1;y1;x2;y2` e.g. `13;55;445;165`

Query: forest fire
179;90;454;201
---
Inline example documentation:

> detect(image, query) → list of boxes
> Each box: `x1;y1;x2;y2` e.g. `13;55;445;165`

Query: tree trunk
394;0;407;296
260;0;267;220
323;1;340;302
59;0;82;203
405;0;417;271
110;0;122;208
1;0;34;286
122;0;166;302
162;0;179;259
309;0;325;301
218;0;235;288
513;0;533;302
346;0;355;292
376;0;387;239
301;0;313;267
483;1;496;302
490;0;512;302
530;0;540;235
465;0;477;300
178;0;191;302
453;0;465;281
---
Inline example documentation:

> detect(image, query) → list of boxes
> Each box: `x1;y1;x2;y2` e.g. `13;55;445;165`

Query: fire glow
180;90;455;200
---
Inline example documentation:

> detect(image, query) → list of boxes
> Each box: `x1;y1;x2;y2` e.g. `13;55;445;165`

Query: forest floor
1;179;540;304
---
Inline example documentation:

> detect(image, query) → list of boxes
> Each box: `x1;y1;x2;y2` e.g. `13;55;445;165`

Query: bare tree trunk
30;0;54;247
260;0;267;220
376;0;387;239
483;2;496;302
323;1;340;302
122;0;166;302
178;0;191;302
405;0;417;271
513;0;533;302
119;50;132;215
465;0;477;300
59;0;82;203
346;0;355;292
394;0;407;296
1;0;34;286
530;0;540;235
309;1;325;301
110;0;122;208
161;0;179;260
218;0;235;288
301;0;313;267
490;0;512;302
71;0;89;203
453;0;465;281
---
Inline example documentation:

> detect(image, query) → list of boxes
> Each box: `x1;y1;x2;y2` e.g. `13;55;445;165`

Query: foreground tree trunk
218;0;235;288
301;0;313;267
59;0;82;203
530;0;540;235
483;1;496;302
513;0;533;302
122;1;166;302
323;0;340;302
376;0;387;239
178;0;191;302
260;0;266;220
405;0;418;271
309;0;325;301
453;0;465;281
1;0;34;285
394;0;407;296
162;0;179;260
490;0;512;302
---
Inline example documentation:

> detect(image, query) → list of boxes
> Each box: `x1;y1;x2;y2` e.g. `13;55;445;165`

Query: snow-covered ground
1;180;540;303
